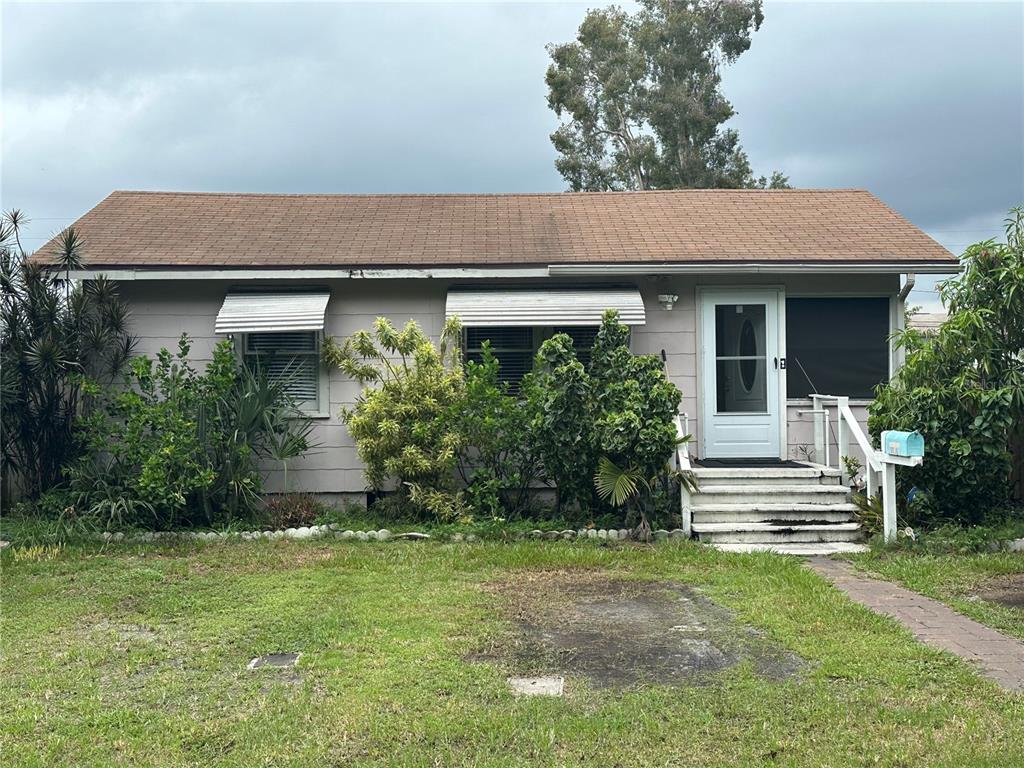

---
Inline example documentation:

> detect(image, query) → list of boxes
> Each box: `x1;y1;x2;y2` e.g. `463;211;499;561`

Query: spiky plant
1;211;134;499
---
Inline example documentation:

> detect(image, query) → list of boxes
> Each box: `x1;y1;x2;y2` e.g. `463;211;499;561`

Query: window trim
237;330;330;419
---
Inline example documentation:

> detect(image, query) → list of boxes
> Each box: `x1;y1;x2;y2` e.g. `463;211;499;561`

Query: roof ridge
108;188;872;199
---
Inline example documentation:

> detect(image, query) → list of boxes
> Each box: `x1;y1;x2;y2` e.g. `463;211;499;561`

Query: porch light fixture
657;294;679;310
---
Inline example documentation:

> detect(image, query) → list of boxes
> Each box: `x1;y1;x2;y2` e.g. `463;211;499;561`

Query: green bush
324;317;465;520
530;331;598;511
451;343;544;518
67;336;313;529
869;208;1024;525
333;311;684;528
531;311;685;528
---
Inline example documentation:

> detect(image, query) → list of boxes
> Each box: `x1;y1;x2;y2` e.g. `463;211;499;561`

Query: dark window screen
785;298;890;399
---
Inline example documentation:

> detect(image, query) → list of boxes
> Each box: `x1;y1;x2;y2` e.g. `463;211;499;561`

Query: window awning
446;288;646;327
215;291;331;334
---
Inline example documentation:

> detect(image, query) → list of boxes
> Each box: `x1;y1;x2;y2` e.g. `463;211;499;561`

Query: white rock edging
94;525;695;545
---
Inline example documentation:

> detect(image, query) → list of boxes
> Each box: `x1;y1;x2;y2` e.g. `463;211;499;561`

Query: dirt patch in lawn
973;573;1024;610
480;569;804;689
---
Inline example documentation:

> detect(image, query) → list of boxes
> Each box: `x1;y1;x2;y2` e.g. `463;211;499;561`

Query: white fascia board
547;262;961;275
68;266;551;281
69;261;960;281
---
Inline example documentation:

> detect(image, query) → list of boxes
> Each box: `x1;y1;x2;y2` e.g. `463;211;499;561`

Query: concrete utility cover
486;572;804;689
508;676;565;697
247;652;301;670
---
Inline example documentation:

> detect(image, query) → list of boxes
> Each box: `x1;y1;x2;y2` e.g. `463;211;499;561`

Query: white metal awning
215;291;331;334
445;288;646;327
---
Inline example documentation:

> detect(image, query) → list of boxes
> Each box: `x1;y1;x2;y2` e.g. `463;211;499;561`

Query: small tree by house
869;207;1024;524
323;317;466;520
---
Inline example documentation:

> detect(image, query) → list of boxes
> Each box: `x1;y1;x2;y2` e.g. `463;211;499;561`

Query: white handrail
809;395;922;543
674;414;693;537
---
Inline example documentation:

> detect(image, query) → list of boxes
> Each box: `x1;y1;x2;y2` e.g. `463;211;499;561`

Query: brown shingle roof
36;189;956;269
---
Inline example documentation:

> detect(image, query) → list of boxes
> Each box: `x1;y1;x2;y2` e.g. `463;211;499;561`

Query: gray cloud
3;1;1022;309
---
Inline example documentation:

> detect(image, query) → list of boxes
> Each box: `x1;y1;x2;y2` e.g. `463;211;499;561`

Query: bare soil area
974;573;1024;610
482;569;804;689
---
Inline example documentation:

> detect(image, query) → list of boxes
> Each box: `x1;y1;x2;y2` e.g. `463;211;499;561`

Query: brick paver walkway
807;556;1024;692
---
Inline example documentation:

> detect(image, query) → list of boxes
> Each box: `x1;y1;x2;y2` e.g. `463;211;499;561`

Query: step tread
692;521;861;533
692;465;841;478
709;542;870;555
695;484;851;494
690;502;859;513
693;512;856;523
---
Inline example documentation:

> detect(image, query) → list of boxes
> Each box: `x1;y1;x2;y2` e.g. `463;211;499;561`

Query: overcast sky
3;1;1022;309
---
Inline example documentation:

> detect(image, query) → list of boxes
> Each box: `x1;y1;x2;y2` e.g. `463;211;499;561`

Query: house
42;189;957;549
908;310;947;334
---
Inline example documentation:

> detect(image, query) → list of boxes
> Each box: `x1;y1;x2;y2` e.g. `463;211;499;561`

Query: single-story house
42;189;957;548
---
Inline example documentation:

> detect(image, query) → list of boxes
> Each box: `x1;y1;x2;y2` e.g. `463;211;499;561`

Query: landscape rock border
93;526;691;545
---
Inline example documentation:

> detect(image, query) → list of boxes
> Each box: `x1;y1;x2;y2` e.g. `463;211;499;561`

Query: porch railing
808;395;922;543
672;413;693;537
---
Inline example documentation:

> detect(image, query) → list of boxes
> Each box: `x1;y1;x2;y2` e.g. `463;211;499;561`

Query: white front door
700;289;783;458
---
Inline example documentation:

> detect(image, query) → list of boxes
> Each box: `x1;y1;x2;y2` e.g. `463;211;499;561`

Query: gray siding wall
118;273;901;496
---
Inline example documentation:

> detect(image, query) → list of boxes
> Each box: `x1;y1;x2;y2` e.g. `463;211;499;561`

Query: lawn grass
3;539;1023;767
848;549;1024;641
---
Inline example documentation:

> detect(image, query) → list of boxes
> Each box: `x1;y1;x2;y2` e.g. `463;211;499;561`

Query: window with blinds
554;326;600;367
242;331;323;412
464;326;604;386
465;327;535;386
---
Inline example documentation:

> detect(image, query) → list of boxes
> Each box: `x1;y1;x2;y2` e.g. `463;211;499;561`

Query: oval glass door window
739;318;758;392
714;303;768;413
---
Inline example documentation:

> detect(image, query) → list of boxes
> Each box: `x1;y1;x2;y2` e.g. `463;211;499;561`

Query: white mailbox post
879;453;923;543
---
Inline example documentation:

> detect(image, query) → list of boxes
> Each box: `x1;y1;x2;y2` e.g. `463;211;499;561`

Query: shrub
263;493;327;529
0;212;134;499
869;208;1024;525
68;336;313;529
530;331;596;511
324;317;465;520
588;313;688;535
452;343;544;518
530;311;686;529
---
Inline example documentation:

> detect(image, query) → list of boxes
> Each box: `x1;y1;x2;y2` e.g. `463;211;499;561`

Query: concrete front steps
690;463;867;555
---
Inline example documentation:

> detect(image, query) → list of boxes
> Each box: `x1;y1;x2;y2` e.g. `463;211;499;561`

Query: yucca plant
0;210;134;500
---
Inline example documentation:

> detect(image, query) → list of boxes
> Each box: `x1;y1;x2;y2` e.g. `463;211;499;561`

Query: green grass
848;549;1024;641
3;540;1023;767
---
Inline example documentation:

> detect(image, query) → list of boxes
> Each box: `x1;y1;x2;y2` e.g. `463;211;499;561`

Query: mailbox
881;430;925;458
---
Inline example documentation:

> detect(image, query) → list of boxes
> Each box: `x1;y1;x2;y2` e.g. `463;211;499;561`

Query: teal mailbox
881;430;925;458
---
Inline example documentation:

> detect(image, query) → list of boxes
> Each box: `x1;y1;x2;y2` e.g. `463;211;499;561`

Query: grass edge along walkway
807;556;1024;692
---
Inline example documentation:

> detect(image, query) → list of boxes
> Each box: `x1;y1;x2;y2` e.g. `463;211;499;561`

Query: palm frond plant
594;453;697;541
